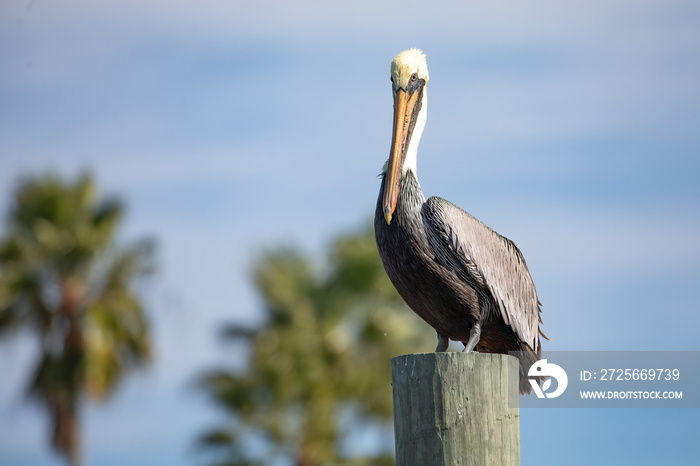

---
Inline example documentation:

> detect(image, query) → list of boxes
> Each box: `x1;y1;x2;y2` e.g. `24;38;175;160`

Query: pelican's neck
403;89;427;177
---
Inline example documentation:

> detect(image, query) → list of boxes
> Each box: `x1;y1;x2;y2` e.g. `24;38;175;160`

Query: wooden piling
391;352;520;466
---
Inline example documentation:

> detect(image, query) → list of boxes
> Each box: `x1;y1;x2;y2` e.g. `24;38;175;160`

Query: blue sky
1;1;699;464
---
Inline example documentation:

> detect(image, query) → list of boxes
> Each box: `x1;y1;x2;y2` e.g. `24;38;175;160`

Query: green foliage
198;226;433;466
0;173;154;466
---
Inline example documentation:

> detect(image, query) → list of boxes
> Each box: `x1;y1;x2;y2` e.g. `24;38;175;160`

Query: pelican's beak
383;87;421;224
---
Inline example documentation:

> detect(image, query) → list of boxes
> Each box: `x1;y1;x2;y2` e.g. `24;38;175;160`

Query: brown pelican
374;49;545;394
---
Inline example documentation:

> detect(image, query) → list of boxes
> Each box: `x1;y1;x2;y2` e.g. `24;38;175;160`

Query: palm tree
197;226;434;466
0;173;154;466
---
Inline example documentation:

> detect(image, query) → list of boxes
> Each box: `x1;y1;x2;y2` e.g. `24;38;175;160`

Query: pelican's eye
410;73;418;83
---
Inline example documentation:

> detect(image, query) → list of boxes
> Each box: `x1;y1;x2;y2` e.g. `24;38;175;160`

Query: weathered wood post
391;352;520;466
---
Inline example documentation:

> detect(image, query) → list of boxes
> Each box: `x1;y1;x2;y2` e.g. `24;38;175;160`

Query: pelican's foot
435;332;449;352
462;323;481;353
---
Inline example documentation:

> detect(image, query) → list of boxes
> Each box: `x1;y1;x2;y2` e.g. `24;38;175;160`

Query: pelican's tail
515;344;544;396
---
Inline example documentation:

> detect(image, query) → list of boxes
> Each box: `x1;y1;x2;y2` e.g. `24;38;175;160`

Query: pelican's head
382;48;429;224
390;48;429;91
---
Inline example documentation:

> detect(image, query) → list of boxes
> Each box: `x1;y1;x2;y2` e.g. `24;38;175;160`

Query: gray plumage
375;171;545;394
423;196;541;352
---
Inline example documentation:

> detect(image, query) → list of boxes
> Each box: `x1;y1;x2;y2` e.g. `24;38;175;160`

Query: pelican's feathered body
374;49;545;394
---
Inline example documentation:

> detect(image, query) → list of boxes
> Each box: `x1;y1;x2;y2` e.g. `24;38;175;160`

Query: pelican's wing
422;196;542;350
